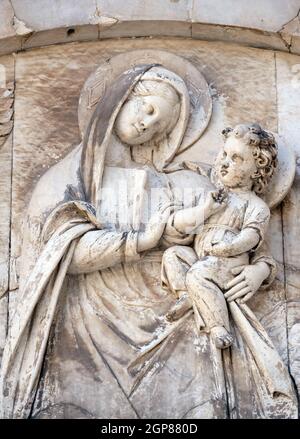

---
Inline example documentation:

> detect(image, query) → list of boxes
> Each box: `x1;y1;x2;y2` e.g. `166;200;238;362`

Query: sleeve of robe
160;212;195;248
250;241;277;289
68;229;141;274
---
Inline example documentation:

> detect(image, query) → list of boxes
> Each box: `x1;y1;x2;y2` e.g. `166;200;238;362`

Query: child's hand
204;241;233;257
203;189;227;218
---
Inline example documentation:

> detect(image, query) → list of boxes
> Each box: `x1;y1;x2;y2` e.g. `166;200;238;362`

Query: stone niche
0;3;300;420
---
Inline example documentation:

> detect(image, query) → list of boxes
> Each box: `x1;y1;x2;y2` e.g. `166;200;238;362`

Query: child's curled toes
210;325;233;349
166;291;192;322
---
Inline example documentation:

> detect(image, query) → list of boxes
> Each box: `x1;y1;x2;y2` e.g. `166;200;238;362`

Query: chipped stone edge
1;19;300;56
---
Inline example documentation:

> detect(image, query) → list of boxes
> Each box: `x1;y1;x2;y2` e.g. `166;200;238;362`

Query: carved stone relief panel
0;39;299;419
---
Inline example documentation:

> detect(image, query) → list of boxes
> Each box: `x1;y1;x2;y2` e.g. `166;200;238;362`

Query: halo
78;49;212;155
263;135;296;209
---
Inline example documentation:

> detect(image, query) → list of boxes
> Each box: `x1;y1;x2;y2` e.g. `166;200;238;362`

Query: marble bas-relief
0;50;298;419
163;124;278;347
162;123;296;407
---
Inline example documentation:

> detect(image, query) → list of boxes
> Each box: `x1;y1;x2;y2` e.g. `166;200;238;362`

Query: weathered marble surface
1;1;300;55
192;0;300;32
10;39;279;277
0;54;14;363
0;1;15;40
0;36;300;418
276;52;300;396
4;0;300;33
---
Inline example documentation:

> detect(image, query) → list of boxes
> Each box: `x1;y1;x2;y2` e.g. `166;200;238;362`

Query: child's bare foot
211;326;233;349
166;293;192;322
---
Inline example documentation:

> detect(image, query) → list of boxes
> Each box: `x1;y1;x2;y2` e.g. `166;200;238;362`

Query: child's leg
186;258;233;349
161;245;198;296
162;246;198;321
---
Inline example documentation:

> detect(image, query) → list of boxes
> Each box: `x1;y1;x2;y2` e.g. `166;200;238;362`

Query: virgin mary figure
0;52;297;419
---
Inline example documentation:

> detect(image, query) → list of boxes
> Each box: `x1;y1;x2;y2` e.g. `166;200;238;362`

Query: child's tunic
194;190;270;259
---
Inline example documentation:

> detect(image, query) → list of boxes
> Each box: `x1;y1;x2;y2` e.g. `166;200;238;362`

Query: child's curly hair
222;123;278;194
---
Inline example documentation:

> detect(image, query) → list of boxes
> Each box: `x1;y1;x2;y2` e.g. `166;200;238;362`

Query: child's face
216;137;257;189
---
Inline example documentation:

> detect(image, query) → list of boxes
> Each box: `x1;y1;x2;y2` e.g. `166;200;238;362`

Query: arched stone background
0;1;300;417
1;0;300;55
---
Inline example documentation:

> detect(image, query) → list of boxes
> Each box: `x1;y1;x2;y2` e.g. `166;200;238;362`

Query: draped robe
0;65;297;419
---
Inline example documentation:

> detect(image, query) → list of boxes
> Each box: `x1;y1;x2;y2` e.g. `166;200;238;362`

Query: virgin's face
115;94;178;145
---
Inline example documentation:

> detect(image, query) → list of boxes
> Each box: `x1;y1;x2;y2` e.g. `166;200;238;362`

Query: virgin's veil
81;65;191;208
0;64;192;418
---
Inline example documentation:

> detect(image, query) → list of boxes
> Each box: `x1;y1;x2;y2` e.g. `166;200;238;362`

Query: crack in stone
278;7;300;33
89;1;118;30
277;7;300;53
278;32;292;52
12;16;32;36
280;199;300;415
7;0;33;50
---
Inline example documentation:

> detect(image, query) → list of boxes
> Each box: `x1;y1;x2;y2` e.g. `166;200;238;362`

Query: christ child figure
162;123;278;349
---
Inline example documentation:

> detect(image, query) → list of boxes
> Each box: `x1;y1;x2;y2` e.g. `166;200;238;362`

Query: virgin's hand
137;203;172;252
224;262;270;303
